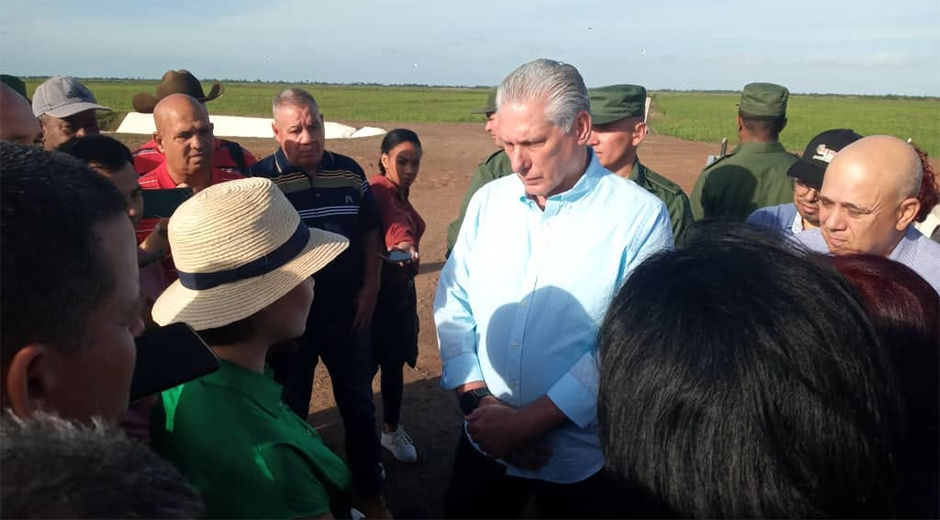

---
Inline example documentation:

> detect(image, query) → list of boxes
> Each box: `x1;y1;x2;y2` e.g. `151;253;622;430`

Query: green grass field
23;78;940;156
651;92;940;156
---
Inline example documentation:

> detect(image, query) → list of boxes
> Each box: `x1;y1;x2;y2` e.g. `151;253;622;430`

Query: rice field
21;78;940;156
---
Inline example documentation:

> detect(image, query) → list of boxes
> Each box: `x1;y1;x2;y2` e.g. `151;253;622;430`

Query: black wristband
458;387;493;415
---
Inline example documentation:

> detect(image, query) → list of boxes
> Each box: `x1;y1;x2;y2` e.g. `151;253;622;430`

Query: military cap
469;87;497;115
589;84;647;125
738;82;789;117
0;74;29;101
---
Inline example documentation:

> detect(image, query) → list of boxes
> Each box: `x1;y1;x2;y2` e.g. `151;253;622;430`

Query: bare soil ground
114;124;939;517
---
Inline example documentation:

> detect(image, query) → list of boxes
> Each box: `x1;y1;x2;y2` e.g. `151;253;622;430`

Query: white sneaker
381;425;418;463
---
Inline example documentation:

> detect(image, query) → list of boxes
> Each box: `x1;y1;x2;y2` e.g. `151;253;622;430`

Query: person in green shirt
445;87;513;256
588;84;692;243
690;82;800;221
148;177;390;519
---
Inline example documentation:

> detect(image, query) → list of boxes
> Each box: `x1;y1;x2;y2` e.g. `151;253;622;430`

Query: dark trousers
445;430;618;519
268;316;383;498
371;279;418;427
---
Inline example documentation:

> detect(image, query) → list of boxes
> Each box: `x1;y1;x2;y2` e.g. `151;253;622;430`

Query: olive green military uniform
690;142;799;220
689;82;800;220
589;84;693;242
446;87;514;254
446;149;513;253
630;159;693;243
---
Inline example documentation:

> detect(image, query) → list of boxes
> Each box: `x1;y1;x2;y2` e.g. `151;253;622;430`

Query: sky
2;0;939;96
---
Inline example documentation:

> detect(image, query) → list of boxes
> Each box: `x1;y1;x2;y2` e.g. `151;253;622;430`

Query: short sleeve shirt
251;148;381;319
151;361;353;519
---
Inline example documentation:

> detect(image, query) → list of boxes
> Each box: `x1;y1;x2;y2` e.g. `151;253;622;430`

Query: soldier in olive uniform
445;88;513;256
588;84;693;243
690;82;799;220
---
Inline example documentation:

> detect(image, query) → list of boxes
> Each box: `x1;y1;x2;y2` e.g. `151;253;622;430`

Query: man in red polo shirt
137;93;245;280
132;70;256;176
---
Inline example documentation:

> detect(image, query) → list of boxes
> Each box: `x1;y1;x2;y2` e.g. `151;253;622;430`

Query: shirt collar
517;148;605;206
790;208;804;234
628;159;647;186
274;147;332;175
888;226;924;263
155;162;227;189
200;359;284;417
734;141;788;154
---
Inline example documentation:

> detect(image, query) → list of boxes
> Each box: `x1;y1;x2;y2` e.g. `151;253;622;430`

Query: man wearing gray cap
588;84;693;242
690;82;799;220
445;87;513;256
32;76;110;150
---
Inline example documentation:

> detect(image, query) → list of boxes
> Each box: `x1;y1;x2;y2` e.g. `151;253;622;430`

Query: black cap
787;129;864;189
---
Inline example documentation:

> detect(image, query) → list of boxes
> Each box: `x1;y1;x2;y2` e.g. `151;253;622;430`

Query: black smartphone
141;188;194;219
129;322;219;402
378;250;413;263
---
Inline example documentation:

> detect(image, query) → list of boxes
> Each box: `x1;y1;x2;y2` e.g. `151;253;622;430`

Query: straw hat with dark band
132;70;225;114
152;177;349;331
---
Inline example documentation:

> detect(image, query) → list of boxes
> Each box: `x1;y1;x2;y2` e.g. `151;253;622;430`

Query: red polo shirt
137;163;246;282
369;174;425;282
133;138;257;177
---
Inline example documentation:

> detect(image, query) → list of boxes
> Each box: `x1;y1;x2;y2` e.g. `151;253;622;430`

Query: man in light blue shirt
796;135;940;294
434;58;673;518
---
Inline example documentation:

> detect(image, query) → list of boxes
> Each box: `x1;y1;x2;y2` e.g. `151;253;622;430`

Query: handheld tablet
141;188;194;219
130;322;219;402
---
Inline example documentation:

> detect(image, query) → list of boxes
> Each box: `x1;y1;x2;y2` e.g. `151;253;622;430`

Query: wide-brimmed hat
152;177;349;330
132;70;225;114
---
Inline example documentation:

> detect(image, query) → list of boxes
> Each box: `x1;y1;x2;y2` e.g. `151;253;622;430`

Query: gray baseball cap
32;76;110;118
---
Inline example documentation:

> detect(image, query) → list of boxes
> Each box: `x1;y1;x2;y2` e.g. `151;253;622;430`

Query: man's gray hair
272;88;319;117
496;58;589;134
902;147;924;199
0;412;205;519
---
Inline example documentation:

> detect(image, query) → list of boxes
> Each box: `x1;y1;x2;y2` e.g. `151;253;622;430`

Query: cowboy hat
152;177;349;331
132;69;225;114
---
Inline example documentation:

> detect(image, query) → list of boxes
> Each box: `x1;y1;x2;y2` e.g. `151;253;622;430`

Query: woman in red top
369;129;426;464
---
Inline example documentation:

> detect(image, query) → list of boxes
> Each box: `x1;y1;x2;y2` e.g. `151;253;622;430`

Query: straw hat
152;177;349;330
132;70;225;114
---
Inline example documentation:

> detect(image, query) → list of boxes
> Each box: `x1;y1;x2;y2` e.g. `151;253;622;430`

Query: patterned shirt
251;148;380;319
797;226;940;294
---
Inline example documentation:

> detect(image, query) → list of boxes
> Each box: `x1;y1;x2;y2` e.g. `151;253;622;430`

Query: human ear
633;121;648;147
896;197;921;230
4;344;52;419
153;131;165;154
574;111;592;145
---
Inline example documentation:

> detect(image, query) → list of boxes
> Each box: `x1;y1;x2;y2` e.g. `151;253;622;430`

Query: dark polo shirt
252;148;380;321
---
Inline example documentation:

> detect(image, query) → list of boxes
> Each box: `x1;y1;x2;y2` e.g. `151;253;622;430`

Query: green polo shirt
446;149;513;254
151;360;353;519
690;141;799;221
630;159;693;244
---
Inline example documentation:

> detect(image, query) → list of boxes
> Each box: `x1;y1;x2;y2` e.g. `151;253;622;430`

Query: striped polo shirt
251;148;380;320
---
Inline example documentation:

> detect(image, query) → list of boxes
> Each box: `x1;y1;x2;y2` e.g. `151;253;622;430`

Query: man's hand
504;442;553;470
351;282;379;334
138;218;171;267
466;402;531;460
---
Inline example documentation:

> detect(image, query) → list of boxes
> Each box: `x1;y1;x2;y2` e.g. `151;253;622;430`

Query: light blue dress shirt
434;150;674;483
747;203;803;236
797;226;940;294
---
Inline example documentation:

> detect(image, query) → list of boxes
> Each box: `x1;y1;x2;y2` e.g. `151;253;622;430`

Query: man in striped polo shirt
137;94;245;281
251;89;388;517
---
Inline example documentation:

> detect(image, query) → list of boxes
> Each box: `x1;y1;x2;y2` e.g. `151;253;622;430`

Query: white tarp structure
115;112;386;140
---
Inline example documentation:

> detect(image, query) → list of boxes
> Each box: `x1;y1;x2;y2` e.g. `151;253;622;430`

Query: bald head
152;94;214;183
819;135;923;257
828;135;922;200
0;84;41;146
152;93;209;133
